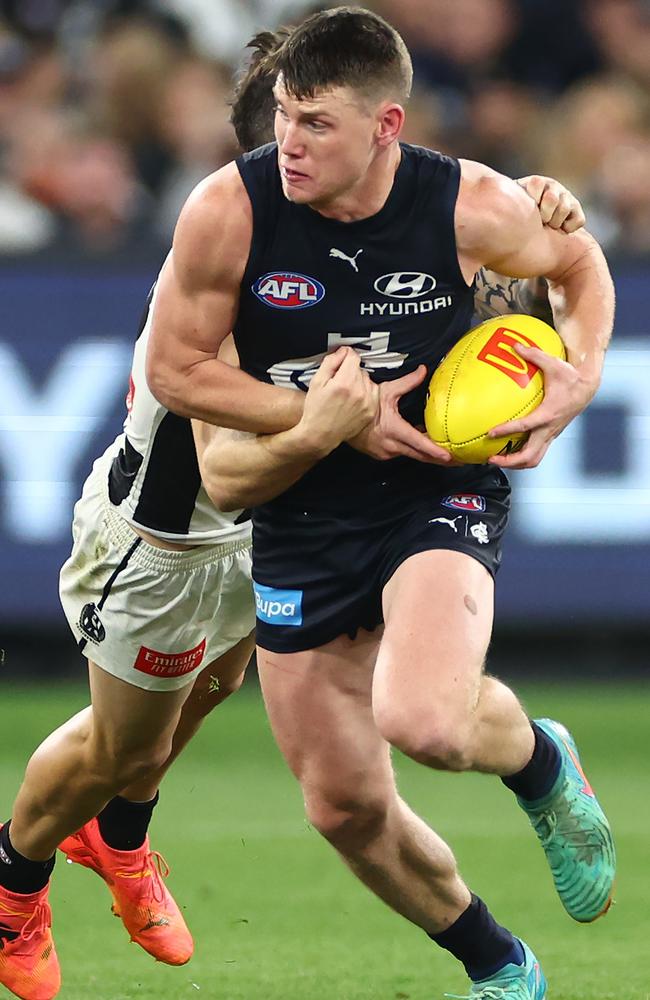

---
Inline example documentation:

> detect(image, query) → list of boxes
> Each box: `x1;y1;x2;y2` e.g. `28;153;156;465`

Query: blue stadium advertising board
0;266;648;625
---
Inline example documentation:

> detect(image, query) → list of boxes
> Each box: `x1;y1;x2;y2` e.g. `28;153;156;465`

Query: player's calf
304;792;389;853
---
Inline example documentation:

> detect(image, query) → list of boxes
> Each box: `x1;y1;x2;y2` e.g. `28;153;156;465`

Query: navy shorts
252;468;510;653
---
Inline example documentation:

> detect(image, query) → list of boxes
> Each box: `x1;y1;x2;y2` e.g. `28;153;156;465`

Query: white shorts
59;464;255;691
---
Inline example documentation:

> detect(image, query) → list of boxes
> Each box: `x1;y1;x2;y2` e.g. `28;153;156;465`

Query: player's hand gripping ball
425;314;566;463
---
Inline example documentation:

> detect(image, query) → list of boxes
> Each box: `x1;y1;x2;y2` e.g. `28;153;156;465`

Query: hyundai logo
374;272;437;299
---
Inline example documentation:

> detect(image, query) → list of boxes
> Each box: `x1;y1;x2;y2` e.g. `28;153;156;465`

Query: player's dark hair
230;28;291;152
271;7;412;105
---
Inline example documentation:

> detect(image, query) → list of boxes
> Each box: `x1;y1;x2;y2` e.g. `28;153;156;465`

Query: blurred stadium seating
0;0;648;676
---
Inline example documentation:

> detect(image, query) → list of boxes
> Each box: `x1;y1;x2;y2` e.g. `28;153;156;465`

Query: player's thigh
375;549;494;734
87;658;191;760
187;632;255;705
256;629;393;806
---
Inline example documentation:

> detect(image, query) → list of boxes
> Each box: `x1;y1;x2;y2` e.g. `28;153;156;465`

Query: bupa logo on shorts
374;272;437;299
252;272;325;310
78;602;106;643
134;638;206;678
253;582;303;626
441;494;487;513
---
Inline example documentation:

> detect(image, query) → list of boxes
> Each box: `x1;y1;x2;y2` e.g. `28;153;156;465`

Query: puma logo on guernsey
428;515;462;533
329;247;363;272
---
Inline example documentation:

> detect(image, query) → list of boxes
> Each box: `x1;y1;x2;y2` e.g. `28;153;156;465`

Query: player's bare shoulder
171;162;253;294
456;160;539;273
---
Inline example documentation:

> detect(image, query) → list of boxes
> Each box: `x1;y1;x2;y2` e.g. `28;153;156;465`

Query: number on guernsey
266;331;408;389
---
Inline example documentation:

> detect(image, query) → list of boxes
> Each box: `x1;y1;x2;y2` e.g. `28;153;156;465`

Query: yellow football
424;314;566;463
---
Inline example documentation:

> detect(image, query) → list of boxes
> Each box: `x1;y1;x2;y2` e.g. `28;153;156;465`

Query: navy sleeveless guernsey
234;141;479;509
234;142;510;652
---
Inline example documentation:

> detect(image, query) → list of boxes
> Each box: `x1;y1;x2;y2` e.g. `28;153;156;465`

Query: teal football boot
445;940;546;999
518;718;615;922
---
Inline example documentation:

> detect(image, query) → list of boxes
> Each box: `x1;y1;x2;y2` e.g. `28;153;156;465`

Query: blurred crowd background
1;0;650;262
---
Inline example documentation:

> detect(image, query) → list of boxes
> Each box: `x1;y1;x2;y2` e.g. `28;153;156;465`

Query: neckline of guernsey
293;143;411;234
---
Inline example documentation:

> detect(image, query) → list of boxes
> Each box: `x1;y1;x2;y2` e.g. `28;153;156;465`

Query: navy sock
97;792;159;852
429;894;524;981
502;721;562;802
0;822;55;895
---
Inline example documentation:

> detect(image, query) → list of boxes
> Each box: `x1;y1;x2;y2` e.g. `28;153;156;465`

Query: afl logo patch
252;271;325;309
441;494;487;513
374;272;437;299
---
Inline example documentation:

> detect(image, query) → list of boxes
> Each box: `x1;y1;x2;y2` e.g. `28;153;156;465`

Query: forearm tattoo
473;269;554;326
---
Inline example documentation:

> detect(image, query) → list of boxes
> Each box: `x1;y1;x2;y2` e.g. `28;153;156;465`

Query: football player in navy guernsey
147;10;616;1000
0;24;604;1000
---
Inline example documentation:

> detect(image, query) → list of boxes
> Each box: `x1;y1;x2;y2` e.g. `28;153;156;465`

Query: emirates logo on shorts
133;639;206;677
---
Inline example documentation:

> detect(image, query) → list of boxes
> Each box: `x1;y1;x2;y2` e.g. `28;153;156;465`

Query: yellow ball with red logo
424;314;566;463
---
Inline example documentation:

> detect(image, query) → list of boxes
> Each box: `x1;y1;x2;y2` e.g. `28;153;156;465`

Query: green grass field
1;679;648;1000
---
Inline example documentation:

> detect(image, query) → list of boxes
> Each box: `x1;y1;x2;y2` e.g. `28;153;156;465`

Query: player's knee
86;731;172;788
193;668;245;713
375;707;473;771
221;669;246;698
305;793;388;852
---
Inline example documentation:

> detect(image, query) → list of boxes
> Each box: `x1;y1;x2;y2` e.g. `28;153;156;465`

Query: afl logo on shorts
252;272;325;310
441;494;487;513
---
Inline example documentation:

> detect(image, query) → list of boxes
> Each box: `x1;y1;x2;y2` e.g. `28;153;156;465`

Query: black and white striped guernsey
105;281;251;545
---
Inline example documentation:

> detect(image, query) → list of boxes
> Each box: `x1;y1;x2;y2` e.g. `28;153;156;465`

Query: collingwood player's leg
0;670;192;1000
116;634;253;806
0;645;253;1000
0;469;254;1000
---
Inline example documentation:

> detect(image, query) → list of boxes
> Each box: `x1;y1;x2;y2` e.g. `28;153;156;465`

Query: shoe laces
143;851;170;905
68;840;171;904
114;850;170;905
18;900;52;944
533;804;602;851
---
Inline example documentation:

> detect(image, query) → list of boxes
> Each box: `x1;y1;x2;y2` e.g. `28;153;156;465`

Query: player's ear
376;103;404;147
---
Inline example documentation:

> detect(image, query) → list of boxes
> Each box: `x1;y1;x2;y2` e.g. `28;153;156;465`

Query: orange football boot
60;819;192;966
0;882;60;1000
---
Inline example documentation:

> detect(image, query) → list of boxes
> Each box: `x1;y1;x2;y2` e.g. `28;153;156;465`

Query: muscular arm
459;165;612;381
457;161;615;466
145;163;304;433
473;173;586;325
193;424;326;511
194;344;377;510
